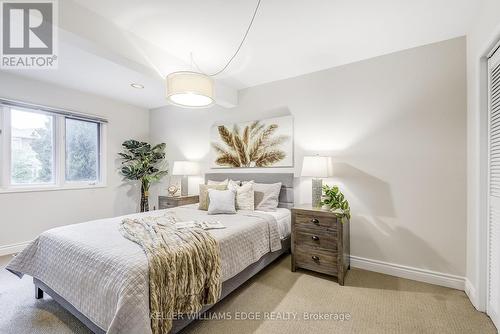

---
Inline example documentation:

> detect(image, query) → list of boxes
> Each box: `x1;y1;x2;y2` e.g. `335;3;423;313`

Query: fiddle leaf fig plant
320;184;351;222
118;140;168;212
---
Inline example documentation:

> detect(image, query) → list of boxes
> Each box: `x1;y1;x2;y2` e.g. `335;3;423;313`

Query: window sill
0;183;107;194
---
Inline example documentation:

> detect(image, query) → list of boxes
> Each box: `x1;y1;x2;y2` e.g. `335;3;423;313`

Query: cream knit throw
120;214;222;334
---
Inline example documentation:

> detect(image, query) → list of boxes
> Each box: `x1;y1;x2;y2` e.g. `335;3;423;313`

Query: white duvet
7;205;288;334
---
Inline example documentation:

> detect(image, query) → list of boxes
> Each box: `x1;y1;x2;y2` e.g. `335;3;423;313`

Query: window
65;118;99;182
0;100;106;191
10;109;55;185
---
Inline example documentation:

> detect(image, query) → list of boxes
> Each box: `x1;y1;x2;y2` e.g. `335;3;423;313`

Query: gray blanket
6;205;282;334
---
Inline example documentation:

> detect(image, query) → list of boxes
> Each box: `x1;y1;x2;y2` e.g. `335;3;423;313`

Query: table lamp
172;161;200;196
301;156;330;207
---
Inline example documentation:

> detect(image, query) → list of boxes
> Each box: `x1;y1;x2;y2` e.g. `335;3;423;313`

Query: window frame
0;103;107;193
7;105;57;187
63;117;104;186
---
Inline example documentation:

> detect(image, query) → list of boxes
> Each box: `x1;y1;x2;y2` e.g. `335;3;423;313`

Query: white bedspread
6;205;285;334
258;207;291;239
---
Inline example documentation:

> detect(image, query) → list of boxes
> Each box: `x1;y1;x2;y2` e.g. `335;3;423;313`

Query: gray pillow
254;182;282;211
207;189;236;215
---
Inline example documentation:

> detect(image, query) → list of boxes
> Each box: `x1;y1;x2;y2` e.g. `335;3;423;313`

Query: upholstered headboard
204;173;294;209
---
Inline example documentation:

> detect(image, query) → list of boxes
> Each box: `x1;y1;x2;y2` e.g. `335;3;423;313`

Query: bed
6;172;294;334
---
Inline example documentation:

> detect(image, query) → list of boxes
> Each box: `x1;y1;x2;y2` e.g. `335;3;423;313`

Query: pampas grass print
212;121;289;167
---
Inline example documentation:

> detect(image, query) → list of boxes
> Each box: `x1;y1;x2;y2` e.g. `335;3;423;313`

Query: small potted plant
320;185;351;223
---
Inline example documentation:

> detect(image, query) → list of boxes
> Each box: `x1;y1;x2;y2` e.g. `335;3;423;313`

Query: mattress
7;206;284;334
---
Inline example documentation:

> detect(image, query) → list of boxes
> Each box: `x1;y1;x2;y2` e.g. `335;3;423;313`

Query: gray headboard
204;173;294;209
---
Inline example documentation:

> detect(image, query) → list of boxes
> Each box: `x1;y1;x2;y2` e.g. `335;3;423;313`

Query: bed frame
33;172;295;334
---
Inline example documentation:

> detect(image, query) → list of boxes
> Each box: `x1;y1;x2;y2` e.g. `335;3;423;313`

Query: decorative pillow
254;182;282;212
207;189;236;215
207;179;229;186
229;179;242;186
228;180;254;211
199;184;227;210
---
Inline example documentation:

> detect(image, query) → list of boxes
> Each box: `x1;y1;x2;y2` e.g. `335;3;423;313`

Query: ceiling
2;0;479;109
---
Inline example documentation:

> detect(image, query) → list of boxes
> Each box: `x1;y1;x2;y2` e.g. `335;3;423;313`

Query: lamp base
180;176;188;196
312;178;323;208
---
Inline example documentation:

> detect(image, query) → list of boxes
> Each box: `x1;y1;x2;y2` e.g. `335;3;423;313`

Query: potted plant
320;185;351;222
118;140;168;212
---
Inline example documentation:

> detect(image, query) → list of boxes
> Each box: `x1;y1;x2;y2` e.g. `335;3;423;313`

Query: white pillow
228;180;254;211
207;189;236;215
254;182;282;212
229;179;242;186
207;179;229;186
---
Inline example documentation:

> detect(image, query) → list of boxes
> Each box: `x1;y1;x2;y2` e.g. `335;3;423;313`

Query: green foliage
12;148;38;183
13;119;98;184
320;185;351;222
31;125;53;182
119;140;168;212
12;123;53;184
118;140;168;191
65;120;97;181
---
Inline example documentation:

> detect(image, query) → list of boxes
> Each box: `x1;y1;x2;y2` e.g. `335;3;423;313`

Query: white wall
465;0;500;311
151;38;467;278
0;72;149;251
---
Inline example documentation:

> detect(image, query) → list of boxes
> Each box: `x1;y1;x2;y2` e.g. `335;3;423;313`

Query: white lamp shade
172;161;200;176
301;156;330;178
166;71;214;108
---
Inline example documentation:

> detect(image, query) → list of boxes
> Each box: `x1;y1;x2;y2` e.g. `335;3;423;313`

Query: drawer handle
311;235;320;241
312;255;320;262
310;218;319;225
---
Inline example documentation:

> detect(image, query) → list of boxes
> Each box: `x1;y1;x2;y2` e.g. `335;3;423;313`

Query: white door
488;46;500;330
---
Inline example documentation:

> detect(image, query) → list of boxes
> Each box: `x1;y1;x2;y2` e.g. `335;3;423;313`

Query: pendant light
166;0;262;108
166;71;214;108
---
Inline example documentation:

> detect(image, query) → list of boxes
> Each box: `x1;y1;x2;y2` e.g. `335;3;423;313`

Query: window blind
0;98;108;124
488;45;500;327
490;54;500;197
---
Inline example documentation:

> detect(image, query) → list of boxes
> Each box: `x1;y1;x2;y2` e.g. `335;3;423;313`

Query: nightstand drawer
294;246;338;276
294;223;336;237
165;199;177;207
158;195;199;209
295;230;337;251
158;197;177;209
295;213;337;231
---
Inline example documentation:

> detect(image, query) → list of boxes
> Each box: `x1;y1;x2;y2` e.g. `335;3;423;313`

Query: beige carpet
0;255;496;334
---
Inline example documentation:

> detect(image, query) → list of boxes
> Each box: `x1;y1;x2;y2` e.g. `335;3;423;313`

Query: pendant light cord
192;0;262;77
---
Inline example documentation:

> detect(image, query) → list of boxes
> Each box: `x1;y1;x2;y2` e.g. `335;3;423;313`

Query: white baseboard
0;242;467;291
488;303;500;332
350;255;465;290
464;278;480;309
0;240;31;257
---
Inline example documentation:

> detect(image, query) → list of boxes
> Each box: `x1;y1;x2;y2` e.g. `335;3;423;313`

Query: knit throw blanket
119;214;222;334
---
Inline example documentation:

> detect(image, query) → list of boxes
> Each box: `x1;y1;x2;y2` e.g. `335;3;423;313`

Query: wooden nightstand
158;195;199;209
291;204;350;285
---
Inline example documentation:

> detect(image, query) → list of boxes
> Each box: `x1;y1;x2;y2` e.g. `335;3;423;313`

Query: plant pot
140;185;150;212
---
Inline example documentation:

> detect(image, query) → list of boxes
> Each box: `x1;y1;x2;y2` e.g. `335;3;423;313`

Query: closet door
488;46;500;330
